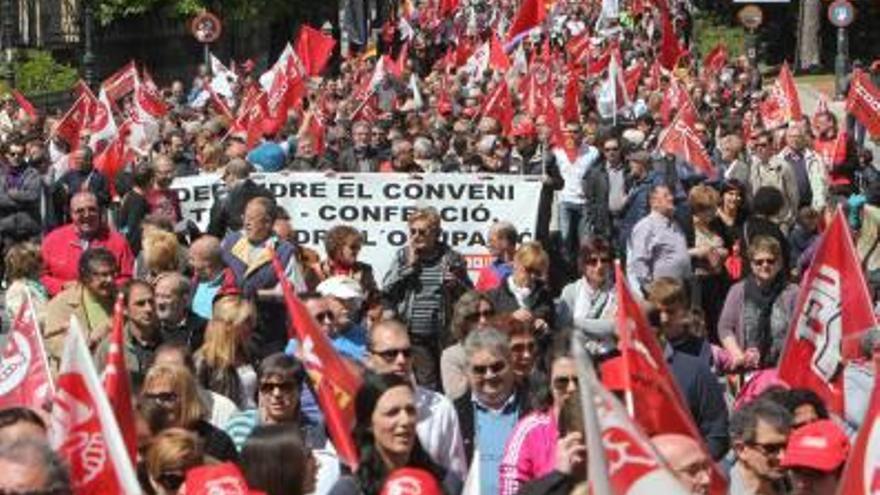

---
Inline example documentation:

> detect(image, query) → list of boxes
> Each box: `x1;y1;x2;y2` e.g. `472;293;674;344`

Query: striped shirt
223;409;327;452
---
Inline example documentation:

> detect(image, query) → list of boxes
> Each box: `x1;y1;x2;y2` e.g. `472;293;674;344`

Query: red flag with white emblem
778;208;878;415
50;316;140;494
846;69;880;138
506;0;547;43
101;294;137;462
573;337;691;495
53;95;91;150
613;264;728;494
271;255;361;469
0;296;53;411
478;81;515;136
836;367;880;495
760;62;802;130
657;108;715;177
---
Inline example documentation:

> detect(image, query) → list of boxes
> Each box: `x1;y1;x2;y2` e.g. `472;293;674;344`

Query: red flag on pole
439;0;460;17
624;61;644;102
506;0;546;43
294;25;337;77
101;294;137;463
93;120;131;199
133;76;169;120
270;255;361;469
846;69;880;138
778;208;878;415
573;339;692;495
0;296;53;411
478;81;515;136
613;264;729;494
299;111;326;155
702;44;727;75
835;368;880;495
656;109;715;177
659;8;683;70
488;34;511;72
101;61;138;102
11;89;37;120
760;62;803;130
51;316;141;494
53;95;91;150
561;69;580;124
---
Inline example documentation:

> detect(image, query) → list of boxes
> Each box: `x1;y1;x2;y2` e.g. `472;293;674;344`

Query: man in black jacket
453;328;530;495
206;158;273;239
0;138;42;251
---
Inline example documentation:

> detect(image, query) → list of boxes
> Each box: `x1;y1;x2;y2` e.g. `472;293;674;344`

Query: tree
797;0;822;70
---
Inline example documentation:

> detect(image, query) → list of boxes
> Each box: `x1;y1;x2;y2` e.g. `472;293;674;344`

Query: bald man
651;434;711;495
188;235;233;320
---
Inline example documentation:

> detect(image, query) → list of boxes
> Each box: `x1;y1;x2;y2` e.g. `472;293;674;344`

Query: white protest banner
172;172;544;281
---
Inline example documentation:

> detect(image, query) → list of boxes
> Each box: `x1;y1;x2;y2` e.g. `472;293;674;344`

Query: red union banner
847;69;880;138
0;298;53;411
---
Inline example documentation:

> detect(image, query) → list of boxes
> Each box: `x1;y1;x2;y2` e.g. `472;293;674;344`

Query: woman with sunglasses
499;331;579;495
718;236;799;371
143;428;204;495
487;242;555;342
328;372;459;495
441;291;496;399
556;238;617;354
139;364;239;463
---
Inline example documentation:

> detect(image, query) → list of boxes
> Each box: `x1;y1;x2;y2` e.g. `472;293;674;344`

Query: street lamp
1;0;16;89
82;0;96;89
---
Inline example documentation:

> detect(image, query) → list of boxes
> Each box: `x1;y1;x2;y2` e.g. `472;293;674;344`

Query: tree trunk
798;0;822;69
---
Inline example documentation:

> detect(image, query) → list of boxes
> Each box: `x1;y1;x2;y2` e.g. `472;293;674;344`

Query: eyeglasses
471;360;508;376
314;311;335;323
144;391;179;404
156;471;186;491
409;228;431;236
586;256;613;266
552;375;579;390
751;257;777;267
370;347;413;362
259;381;297;394
747;440;787;457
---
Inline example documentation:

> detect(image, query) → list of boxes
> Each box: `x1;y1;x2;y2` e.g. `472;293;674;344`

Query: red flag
101;294;137;462
506;0;546;43
624;62;644;101
574;344;692;495
778;208;878;415
488;34;511;72
50;316;140;494
657;108;715;177
439;0;459;17
702;44;727;75
93;120;131;199
299;111;326;155
133;75;168;120
207;83;235;121
846;69;880;138
561;70;580;124
659;8;683;70
479;81;515;136
519;58;552;118
11;89;37;120
760;62;802;129
566;32;591;66
294;25;337;77
0;296;53;411
53;95;91;149
835;369;880;495
586;45;613;78
614;264;729;494
270;255;361;469
101;61;138;102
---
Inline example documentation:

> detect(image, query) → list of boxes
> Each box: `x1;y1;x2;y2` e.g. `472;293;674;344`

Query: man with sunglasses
729;399;793;495
748;131;799;230
0;137;42;252
454;328;530;495
365;319;468;482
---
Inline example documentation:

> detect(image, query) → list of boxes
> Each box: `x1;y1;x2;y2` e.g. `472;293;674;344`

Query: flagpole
24;289;55;396
571;331;613;494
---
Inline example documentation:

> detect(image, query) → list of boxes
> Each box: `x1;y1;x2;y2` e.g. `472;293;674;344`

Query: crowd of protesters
1;0;880;493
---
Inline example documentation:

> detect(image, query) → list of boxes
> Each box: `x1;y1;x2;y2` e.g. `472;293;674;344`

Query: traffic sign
191;11;222;43
737;5;764;30
827;0;855;28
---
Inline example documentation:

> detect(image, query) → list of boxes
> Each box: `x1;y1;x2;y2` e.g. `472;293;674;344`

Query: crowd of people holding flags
1;0;880;493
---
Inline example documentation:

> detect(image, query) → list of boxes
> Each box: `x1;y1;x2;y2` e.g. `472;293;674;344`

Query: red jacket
40;224;135;296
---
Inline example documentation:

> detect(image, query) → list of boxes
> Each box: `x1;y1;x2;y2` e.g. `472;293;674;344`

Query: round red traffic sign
191;11;222;43
827;0;855;28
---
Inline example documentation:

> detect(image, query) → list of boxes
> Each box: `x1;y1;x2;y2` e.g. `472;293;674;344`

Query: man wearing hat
781;419;849;495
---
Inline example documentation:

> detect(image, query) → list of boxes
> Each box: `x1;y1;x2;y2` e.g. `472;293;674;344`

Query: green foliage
13;50;79;95
694;12;746;60
95;0;296;25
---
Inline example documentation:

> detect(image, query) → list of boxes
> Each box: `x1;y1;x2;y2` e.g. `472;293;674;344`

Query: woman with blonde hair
487;242;555;341
193;296;258;409
134;216;190;280
143;427;205;495
3;241;47;325
139;363;238;462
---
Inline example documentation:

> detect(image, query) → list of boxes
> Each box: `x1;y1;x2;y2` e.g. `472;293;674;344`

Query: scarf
743;273;787;364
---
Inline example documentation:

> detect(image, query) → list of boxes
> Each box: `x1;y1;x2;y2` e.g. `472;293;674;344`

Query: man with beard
336;121;378;172
288;135;321;171
167;131;199;176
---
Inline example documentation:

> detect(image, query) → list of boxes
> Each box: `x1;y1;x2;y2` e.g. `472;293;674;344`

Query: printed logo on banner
794;264;843;382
